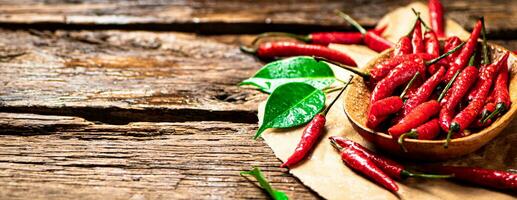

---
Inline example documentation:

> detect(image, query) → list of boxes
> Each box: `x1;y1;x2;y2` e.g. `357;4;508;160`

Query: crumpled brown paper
258;2;516;199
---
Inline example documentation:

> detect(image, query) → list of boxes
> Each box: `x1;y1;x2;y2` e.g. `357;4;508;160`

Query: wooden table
0;1;515;199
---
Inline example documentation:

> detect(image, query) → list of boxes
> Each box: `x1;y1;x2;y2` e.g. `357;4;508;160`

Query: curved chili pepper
337;11;394;52
281;78;353;168
330;137;452;180
411;20;425;53
483;59;511;123
330;139;399;193
396;66;445;122
423;165;517;190
398;118;440;152
428;0;445;38
443;36;462;62
468;52;509;101
370;59;426;104
393;36;412;57
240;41;357;66
371;42;463;82
366;96;403;129
444;19;483;83
388;100;441;140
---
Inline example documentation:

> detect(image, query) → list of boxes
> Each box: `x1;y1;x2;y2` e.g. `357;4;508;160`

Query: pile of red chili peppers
241;0;516;195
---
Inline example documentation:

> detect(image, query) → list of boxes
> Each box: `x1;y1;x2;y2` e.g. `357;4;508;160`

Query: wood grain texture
0;112;318;200
0;29;265;124
0;0;515;37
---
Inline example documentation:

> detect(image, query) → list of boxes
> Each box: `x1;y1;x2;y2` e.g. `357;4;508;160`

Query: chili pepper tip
240;45;257;54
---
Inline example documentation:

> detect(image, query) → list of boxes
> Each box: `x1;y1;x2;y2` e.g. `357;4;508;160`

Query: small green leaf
255;82;325;139
240;167;289;200
241;56;335;93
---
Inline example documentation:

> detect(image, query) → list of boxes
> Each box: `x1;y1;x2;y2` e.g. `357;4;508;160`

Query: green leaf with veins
241;56;335;93
255;82;325;139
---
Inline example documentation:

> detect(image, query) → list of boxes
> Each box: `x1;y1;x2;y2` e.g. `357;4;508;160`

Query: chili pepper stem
468;52;476;66
438;70;460;102
444;123;459;148
335;10;367;35
397;130;417;152
411;8;431;30
330;138;344;151
426;42;466;66
322;77;353;116
251;32;311;45
400;170;453;179
314;57;370;79
482;104;505;123
480;17;490;65
400;72;420;99
240;45;257;54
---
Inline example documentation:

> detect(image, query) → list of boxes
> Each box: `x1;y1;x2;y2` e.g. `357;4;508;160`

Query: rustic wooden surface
0;1;516;199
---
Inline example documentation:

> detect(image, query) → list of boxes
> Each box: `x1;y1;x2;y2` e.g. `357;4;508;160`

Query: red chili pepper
330;139;399;193
330;137;452;180
240;41;357;66
424;165;517;190
397;66;445;122
281;78;353;168
397;118;441;152
443;36;462;62
393;36;412;57
366;96;403;129
444;19;483;83
337;11;394;52
424;31;440;57
471;102;495;129
370;59;426;104
468;52;509;101
483;58;511;123
388;100;441;140
428;0;445;38
411;20;425;53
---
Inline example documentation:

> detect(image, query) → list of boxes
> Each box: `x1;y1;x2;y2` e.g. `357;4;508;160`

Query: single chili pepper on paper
428;0;445;38
483;61;511;123
423;165;517;190
444;19;483;83
337;11;394;52
388;100;441;140
330;137;452;180
397;118;441;152
281;78;353;168
396;66;445;122
330;139;399;193
240;41;357;66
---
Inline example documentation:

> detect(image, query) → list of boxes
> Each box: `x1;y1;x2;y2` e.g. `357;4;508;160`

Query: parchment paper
258;2;516;199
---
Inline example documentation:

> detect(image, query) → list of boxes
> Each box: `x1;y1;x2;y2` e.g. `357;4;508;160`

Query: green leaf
255;82;325;139
240;167;289;200
241;56;335;93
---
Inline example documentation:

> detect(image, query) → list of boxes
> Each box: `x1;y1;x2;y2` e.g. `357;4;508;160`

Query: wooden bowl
343;43;517;160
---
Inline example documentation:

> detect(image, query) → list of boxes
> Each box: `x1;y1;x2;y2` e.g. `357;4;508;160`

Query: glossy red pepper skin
398;66;445;121
365;31;394;53
424;31;440;57
280;114;325;168
335;143;399;192
370;59;426;104
428;0;445;38
411;20;425;53
370;53;433;82
367;96;403;129
412;118;441;140
425;166;517;190
444;20;483;83
471;102;495;128
467;52;510;101
256;41;357;66
310;32;363;45
393;36;412;57
389;100;441;139
492;62;511;113
443;36;462;62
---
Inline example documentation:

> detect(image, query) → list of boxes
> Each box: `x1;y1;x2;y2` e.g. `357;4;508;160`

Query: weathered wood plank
0;0;515;37
0;112;318;200
0;29;265;124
